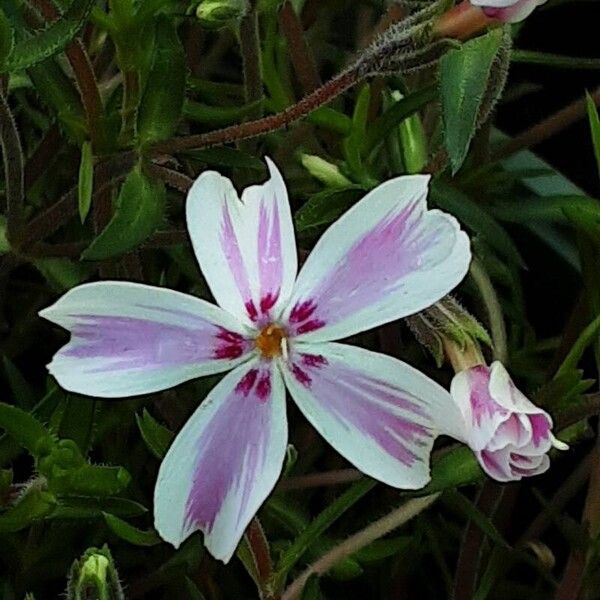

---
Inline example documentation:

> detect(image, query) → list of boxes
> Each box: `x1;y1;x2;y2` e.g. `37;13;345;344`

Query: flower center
255;324;287;359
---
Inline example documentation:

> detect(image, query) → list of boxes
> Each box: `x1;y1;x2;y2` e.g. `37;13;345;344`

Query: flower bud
67;546;124;600
300;154;352;188
450;361;567;482
196;0;248;29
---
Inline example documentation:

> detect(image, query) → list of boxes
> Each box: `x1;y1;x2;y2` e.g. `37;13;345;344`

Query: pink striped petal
283;175;470;342
39;282;252;398
281;343;465;488
154;359;287;562
187;158;297;327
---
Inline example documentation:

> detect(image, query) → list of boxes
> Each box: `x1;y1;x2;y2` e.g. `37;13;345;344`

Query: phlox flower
469;0;546;23
449;361;567;482
40;158;471;561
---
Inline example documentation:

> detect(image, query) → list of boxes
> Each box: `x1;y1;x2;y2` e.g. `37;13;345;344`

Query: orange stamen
255;324;287;359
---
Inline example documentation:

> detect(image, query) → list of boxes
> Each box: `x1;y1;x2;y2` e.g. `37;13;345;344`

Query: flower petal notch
39;281;251;398
450;361;567;482
186;157;297;327
40;158;473;561
283;175;471;342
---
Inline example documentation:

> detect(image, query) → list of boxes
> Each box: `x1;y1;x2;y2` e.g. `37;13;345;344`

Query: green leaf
0;402;55;457
57;396;97;454
555;314;600;379
442;489;509;548
585;92;600;177
0;8;14;70
353;536;412;563
366;84;436;152
183;99;264;126
78;141;94;222
48;463;131;496
103;512;162;546
440;29;504;173
135;409;173;459
137;17;186;145
300;575;326;600
511;50;600;70
343;84;371;177
5;0;97;72
53;496;147;520
294;186;365;237
2;356;35;409
430;180;524;267
273;479;376;587
0;488;57;532
82;169;166;260
33;257;94;293
563;202;600;240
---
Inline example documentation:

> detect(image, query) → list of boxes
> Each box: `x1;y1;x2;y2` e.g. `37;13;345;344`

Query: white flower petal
154;359;287;562
283;175;470;342
280;342;465;489
186;157;297;326
40;281;251;398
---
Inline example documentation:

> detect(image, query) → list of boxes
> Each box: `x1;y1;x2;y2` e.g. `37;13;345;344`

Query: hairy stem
239;0;263;117
0;90;24;241
281;494;439;600
151;67;359;154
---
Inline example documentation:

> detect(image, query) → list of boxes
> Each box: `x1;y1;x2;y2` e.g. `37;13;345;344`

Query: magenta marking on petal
245;300;259;322
293;354;430;466
220;200;253;309
65;315;239;372
510;453;531;464
301;353;328;368
468;366;506;426
256;373;271;403
289;197;454;333
260;291;279;315
236;369;258;396
257;198;284;311
292;363;312;388
216;328;245;344
213;345;244;360
295;319;326;335
289;300;317;324
529;414;551;447
185;369;273;533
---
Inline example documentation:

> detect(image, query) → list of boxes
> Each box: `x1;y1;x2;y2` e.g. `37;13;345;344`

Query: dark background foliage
0;0;599;598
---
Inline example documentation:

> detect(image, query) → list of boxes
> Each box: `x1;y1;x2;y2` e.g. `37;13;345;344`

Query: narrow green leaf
440;29;504;172
555;314;600;379
54;496;147;519
353;536;412;563
563;203;600;240
273;479;376;586
78;141;94;222
57;396;97;454
183;99;263;126
367;84;436;152
0;8;14;70
135;409;173;459
0;402;55;456
48;463;131;496
103;513;162;546
294;186;365;237
138;17;186;145
511;50;600;70
2;356;35;409
442;489;509;548
5;0;97;72
300;575;326;600
585;92;600;176
82;169;166;260
0;489;57;532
